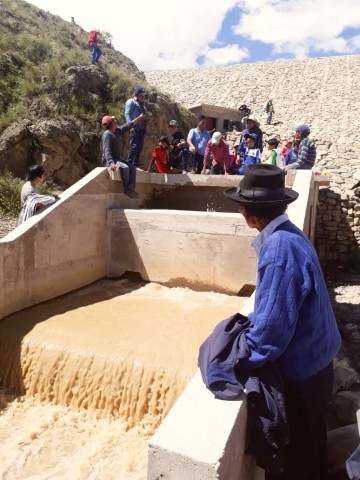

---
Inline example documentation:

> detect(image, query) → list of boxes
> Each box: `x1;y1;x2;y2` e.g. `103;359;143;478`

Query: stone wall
146;55;360;268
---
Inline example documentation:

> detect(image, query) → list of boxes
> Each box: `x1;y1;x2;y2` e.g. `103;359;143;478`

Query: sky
26;0;360;71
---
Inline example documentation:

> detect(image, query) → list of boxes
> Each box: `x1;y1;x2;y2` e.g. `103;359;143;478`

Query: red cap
102;115;115;126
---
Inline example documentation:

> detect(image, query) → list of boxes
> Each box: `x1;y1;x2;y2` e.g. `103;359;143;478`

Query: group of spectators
101;87;318;197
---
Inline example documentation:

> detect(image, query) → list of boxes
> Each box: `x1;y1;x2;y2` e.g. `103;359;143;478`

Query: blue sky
26;0;360;70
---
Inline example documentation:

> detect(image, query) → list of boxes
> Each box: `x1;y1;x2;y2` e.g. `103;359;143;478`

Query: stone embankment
146;55;360;268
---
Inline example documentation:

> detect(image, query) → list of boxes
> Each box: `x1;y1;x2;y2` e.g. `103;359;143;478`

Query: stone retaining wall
146;55;360;268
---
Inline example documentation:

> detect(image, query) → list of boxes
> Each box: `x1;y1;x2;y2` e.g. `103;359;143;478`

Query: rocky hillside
0;0;194;186
146;57;360;269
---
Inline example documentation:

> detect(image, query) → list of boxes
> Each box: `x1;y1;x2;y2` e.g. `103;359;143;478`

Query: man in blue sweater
225;164;341;480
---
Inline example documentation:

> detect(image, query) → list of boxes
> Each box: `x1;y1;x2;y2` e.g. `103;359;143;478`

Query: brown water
0;279;246;479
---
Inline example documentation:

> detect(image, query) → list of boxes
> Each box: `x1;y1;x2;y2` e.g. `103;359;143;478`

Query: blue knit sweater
240;215;341;380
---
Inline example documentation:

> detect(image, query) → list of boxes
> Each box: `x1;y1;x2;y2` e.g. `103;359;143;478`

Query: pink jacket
204;139;231;171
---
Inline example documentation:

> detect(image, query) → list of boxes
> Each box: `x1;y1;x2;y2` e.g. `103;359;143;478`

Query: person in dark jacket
224;164;341;480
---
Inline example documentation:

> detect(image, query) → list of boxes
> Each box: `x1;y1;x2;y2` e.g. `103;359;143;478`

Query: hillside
146;57;360;268
0;0;194;186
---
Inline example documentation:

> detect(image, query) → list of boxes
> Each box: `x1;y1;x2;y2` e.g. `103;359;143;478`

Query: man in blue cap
125;86;148;168
224;164;341;480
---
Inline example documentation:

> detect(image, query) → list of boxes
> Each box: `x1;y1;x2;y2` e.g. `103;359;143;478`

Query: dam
0;168;324;479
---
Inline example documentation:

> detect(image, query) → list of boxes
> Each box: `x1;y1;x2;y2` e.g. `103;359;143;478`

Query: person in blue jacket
225;164;341;480
124;86;148;167
238;133;261;175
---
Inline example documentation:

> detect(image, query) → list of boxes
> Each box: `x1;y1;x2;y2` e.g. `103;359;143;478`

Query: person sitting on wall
102;113;145;198
202;131;231;175
284;124;316;171
147;136;172;173
224;164;341;480
18;165;58;225
187;115;211;174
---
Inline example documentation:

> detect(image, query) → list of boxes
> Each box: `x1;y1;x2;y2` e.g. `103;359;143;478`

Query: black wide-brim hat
224;164;299;208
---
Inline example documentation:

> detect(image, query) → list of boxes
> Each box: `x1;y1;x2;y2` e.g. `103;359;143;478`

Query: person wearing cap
202;131;231;175
88;29;102;65
147;136;171;174
237;133;261;175
124;86;148;168
167;120;185;169
187;115;211;174
284;124;316;171
101;113;145;198
237;115;263;164
224;164;341;480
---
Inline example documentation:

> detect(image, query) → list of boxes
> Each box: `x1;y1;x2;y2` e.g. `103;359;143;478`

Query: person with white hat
224;164;341;480
201;131;231;175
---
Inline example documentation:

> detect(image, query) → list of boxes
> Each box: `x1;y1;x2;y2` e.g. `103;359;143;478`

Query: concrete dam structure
0;168;324;479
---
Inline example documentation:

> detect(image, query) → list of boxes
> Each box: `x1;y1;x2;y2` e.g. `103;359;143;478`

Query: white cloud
25;0;242;70
233;0;360;57
24;0;360;69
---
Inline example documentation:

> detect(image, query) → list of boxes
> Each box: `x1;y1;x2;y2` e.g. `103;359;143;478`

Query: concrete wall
0;168;113;320
107;209;257;294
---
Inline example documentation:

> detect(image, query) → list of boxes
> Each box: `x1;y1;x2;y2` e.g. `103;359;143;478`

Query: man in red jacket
201;131;231;175
88;30;102;65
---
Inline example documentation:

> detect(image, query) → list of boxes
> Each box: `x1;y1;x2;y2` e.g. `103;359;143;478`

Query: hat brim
224;187;299;208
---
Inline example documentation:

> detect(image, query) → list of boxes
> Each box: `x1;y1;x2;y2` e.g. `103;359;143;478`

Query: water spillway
0;277;246;478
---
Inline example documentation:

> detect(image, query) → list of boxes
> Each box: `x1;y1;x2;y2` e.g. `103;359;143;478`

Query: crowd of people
99;86;318;197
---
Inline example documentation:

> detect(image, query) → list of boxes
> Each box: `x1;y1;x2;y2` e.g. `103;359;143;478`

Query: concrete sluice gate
0;168;324;479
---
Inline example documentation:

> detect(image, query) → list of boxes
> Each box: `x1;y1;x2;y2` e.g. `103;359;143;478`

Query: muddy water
0;279;246;479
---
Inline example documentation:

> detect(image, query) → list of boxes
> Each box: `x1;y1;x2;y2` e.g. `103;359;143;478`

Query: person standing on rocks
187;115;211;174
88;29;102;65
224;164;341;480
265;99;275;125
101;113;145;198
284;124;316;171
124;86;148;168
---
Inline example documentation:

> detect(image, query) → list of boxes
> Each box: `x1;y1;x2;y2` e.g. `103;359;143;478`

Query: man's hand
189;146;196;154
133;113;145;126
110;164;117;171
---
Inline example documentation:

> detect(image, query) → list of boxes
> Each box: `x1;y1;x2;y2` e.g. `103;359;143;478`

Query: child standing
147;136;171;173
266;138;284;168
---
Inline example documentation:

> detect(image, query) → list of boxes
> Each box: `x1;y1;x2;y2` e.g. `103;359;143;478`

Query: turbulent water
0;279;245;479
